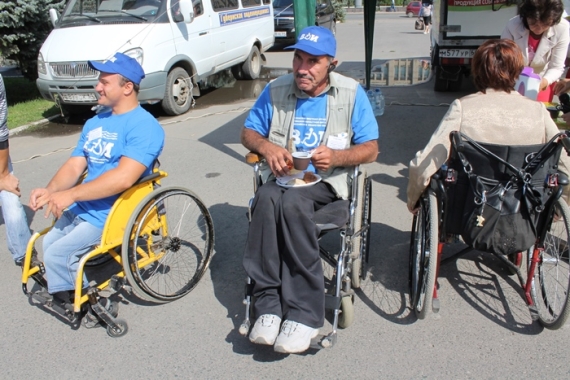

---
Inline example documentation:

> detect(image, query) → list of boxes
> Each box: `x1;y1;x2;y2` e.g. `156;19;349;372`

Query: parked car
273;0;336;45
406;1;422;17
36;0;275;116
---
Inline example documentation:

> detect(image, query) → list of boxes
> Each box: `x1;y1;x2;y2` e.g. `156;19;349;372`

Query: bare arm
241;127;293;177
29;156;87;211
30;156;147;218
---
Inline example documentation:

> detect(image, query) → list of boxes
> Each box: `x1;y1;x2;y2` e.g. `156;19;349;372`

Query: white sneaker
274;320;319;354
249;314;281;345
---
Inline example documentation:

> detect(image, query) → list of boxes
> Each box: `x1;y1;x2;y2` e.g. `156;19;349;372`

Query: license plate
274;31;287;37
439;49;475;58
60;93;97;102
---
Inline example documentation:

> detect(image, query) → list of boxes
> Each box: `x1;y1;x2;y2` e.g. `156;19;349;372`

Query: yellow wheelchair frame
20;170;215;337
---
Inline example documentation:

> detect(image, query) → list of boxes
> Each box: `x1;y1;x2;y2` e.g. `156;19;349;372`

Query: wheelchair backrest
443;132;563;234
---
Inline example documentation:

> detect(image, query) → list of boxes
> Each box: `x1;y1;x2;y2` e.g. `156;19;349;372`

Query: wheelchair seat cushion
314;200;350;232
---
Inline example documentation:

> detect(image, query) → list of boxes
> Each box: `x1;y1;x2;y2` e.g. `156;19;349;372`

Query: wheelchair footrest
29;291;80;323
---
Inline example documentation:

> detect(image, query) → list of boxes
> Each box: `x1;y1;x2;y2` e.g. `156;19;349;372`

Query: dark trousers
243;181;337;328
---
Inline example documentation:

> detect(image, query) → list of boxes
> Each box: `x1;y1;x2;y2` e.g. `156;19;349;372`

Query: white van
36;0;274;115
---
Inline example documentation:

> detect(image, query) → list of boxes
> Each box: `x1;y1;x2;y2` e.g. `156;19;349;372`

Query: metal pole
293;0;316;40
364;0;377;90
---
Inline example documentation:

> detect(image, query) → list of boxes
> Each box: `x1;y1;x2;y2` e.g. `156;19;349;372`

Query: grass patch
4;77;60;129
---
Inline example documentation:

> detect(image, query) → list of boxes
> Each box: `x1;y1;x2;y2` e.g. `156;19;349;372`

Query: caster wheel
238;322;250;336
107;318;128;338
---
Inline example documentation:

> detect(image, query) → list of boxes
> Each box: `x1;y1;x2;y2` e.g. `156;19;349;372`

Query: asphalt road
1;13;569;379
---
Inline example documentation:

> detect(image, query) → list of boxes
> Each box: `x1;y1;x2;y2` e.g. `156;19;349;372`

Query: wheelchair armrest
246;152;263;164
134;170;162;185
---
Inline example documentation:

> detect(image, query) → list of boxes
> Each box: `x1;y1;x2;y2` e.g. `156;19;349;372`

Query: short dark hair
119;75;140;94
471;39;524;93
519;0;564;29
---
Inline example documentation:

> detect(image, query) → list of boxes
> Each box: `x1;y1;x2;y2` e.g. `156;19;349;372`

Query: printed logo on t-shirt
292;96;327;151
292;117;326;149
83;126;117;164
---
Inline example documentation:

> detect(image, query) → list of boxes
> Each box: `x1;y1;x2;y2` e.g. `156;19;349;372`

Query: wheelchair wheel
351;172;372;289
409;189;438;319
85;254;114;267
530;198;570;330
122;186;214;303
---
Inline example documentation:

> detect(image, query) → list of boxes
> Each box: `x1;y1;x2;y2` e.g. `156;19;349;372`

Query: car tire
162;67;192;116
241;45;262;80
407;11;413;17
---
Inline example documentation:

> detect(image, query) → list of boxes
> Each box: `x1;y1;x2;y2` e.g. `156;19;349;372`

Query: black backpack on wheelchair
444;131;565;256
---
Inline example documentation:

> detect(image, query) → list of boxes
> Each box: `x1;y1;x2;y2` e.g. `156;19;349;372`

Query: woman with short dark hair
471;39;525;92
407;39;570;211
501;0;569;101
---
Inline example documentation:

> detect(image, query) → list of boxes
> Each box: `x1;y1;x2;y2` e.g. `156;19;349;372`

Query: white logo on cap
108;56;118;63
299;33;319;43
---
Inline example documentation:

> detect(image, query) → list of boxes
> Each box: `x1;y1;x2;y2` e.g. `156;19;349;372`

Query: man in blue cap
29;52;164;310
241;26;379;353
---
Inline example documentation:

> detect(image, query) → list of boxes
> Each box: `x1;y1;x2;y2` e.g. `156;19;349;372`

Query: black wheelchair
238;152;372;348
410;130;570;329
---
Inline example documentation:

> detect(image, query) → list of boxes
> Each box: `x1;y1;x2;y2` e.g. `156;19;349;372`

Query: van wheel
241;45;262;80
433;66;448;92
231;65;245;80
162;67;192;116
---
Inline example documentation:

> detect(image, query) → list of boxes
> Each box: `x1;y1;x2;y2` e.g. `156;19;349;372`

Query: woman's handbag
451;132;555;255
461;176;536;255
415;18;424;30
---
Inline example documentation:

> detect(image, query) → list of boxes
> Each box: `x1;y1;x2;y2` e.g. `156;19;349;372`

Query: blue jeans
0;158;31;263
43;209;102;293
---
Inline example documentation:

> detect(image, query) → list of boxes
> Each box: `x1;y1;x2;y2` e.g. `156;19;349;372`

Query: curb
10;114;60;136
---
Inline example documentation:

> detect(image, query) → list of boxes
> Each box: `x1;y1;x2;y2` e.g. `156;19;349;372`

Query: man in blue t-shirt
242;26;379;354
29;52;164;306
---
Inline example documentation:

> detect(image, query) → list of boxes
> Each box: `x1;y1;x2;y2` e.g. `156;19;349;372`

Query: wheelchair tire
530;198;570;330
351;172;372;289
121;186;214;303
409;189;438;320
84;254;114;267
338;295;354;329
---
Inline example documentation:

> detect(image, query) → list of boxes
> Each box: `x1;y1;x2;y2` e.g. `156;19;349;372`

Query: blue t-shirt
245;83;379;172
69;105;165;228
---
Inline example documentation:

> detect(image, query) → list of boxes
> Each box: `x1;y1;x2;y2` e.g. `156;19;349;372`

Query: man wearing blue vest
241;26;379;354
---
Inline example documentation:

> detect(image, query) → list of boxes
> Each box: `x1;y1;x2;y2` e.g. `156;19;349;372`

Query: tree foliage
332;1;346;23
0;0;65;81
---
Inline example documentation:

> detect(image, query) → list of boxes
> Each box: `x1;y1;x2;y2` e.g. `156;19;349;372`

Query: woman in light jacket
501;0;569;102
407;39;570;212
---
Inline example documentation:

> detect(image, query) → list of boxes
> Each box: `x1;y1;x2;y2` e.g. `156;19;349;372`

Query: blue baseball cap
88;52;145;85
285;26;336;57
